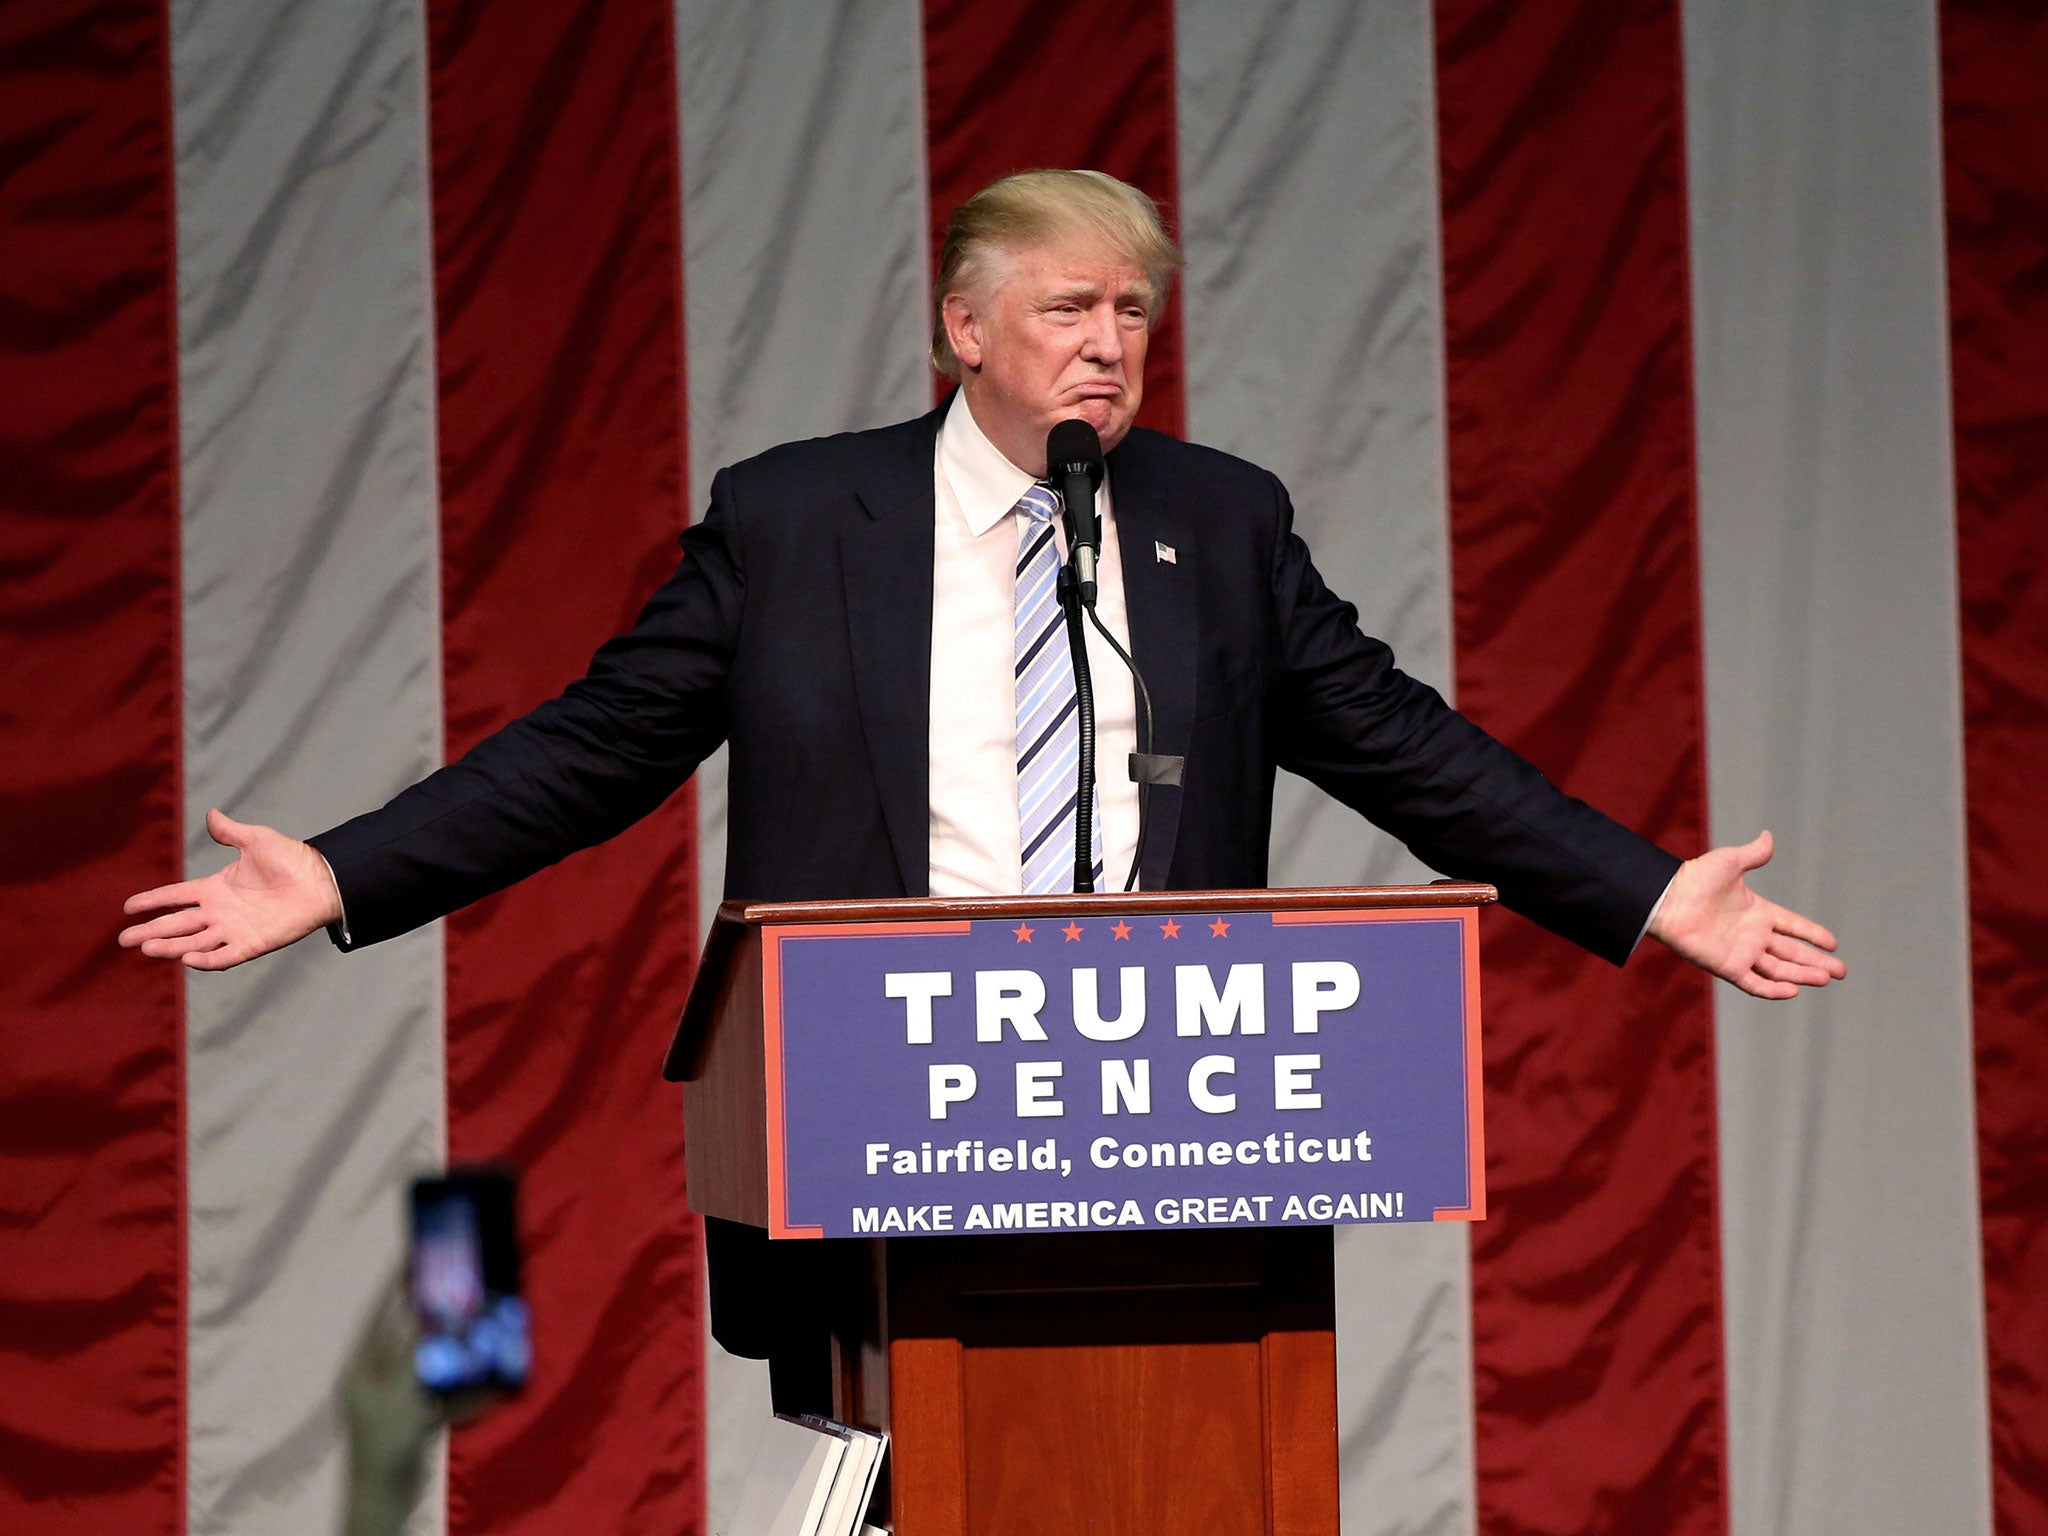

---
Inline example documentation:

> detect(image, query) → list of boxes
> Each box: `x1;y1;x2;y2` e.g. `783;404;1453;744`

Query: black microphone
1046;419;1104;608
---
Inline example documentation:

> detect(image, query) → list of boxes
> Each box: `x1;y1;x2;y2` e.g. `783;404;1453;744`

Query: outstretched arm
119;807;342;971
1649;829;1845;999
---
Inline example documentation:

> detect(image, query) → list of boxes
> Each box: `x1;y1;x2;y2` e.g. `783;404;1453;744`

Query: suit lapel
1108;444;1198;890
840;410;944;896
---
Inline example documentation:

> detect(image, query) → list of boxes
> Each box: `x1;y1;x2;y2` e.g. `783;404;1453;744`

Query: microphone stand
1046;420;1180;895
1057;561;1098;895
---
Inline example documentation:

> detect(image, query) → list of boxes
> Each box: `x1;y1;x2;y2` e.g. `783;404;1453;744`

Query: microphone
1043;417;1182;892
1046;419;1104;608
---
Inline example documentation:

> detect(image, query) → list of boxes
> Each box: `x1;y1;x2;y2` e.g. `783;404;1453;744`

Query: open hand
119;808;342;971
1648;830;1845;999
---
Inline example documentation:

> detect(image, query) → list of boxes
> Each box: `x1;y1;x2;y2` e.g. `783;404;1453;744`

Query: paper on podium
798;1415;887;1536
724;1415;847;1536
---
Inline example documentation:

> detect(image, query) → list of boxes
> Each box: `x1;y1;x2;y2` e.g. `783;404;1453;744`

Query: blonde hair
931;169;1182;378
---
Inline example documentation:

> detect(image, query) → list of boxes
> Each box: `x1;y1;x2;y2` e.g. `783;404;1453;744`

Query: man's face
944;238;1152;476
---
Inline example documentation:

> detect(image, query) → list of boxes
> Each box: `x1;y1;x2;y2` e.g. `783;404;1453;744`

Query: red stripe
1432;3;1726;1531
922;0;1186;437
1941;9;2048;1530
423;0;701;1529
0;3;184;1533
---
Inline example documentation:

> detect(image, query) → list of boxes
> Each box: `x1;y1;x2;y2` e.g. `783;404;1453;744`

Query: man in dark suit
121;168;1843;1398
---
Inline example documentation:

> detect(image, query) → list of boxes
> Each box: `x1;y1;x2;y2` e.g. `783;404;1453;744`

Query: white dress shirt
928;394;1141;896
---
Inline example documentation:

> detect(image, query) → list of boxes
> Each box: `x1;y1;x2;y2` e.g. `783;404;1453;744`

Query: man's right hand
119;808;344;971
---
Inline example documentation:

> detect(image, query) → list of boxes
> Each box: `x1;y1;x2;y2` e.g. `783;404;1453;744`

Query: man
121;169;1843;1399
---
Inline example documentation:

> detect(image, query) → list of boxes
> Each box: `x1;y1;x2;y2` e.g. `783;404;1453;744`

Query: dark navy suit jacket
312;406;1676;962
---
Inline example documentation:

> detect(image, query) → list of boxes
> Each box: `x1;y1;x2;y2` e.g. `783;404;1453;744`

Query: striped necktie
1013;483;1103;894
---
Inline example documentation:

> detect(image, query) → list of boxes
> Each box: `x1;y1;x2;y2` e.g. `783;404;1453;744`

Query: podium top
711;881;1495;929
665;883;1495;1081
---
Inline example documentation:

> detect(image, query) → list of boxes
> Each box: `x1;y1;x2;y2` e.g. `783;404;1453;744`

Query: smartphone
408;1167;530;1398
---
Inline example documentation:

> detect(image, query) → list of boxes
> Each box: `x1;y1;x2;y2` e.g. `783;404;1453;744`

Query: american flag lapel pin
1155;541;1177;564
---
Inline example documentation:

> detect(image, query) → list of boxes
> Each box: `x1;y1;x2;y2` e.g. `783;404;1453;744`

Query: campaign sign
759;905;1483;1240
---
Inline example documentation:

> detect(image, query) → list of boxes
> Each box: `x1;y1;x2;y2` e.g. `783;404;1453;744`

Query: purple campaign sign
758;906;1483;1240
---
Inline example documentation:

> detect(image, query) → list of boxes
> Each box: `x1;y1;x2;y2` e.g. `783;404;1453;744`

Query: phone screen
409;1168;529;1397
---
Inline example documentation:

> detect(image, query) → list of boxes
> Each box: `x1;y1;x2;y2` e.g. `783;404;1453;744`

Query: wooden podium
667;885;1493;1536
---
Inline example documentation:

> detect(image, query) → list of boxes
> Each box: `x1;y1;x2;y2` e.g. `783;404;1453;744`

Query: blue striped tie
1013;483;1103;894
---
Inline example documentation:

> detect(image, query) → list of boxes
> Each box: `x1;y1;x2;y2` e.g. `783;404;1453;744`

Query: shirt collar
938;391;1041;537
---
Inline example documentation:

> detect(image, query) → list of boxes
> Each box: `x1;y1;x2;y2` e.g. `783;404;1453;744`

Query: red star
1062;921;1084;942
1013;922;1034;943
1160;919;1182;939
1209;917;1231;938
1111;920;1133;941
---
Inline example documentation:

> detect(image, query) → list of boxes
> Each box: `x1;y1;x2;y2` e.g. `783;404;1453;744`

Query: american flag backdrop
3;1;2043;1534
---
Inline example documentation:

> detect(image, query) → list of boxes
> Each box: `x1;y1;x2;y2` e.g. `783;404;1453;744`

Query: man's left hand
1648;830;1846;999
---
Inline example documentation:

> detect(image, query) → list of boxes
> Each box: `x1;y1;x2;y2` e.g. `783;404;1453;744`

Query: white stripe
679;0;932;943
678;0;932;503
673;2;932;1525
1683;2;1992;1533
172;0;447;1530
1177;1;1473;1530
